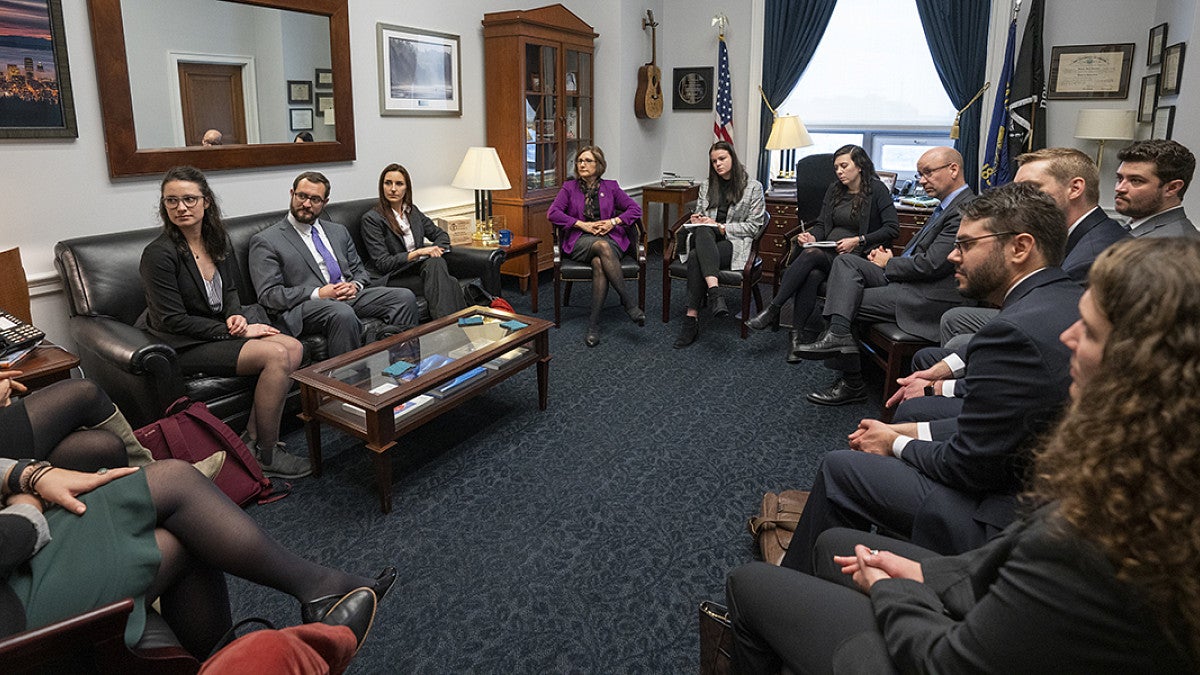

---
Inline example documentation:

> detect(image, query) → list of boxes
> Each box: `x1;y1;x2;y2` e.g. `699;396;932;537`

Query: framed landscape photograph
1148;23;1168;66
377;23;461;116
290;108;313;131
1161;42;1186;95
287;80;312;104
1152;105;1175;140
1047;43;1135;100
0;0;77;138
1138;74;1159;123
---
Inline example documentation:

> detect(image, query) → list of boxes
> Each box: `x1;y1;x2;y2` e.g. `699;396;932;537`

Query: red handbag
135;398;284;506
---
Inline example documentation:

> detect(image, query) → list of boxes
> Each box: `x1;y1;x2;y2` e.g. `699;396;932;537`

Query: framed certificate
1138;74;1159;123
1047;44;1135;100
287;80;312;105
1161;42;1186;96
1152;106;1175;140
1148;23;1168;66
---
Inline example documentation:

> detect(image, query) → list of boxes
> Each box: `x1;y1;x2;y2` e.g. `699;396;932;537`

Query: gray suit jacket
1130;207;1198;238
248;217;372;335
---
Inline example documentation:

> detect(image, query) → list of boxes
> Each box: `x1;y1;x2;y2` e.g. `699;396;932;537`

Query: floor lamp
1074;109;1136;175
452;147;511;244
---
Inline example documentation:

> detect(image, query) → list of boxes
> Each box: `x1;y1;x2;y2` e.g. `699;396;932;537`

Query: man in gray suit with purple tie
794;146;975;405
249;172;418;357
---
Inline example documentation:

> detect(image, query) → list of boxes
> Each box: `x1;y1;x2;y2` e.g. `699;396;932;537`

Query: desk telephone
0;309;45;357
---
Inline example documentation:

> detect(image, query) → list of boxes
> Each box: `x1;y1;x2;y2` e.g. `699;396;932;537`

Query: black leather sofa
54;198;504;428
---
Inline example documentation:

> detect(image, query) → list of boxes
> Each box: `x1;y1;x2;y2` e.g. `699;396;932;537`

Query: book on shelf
341;394;433;419
428;366;488;399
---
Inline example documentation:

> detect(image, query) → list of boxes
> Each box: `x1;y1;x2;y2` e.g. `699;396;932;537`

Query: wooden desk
10;344;80;392
642;184;700;238
461;236;542;313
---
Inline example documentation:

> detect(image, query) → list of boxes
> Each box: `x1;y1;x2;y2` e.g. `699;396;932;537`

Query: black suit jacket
137;233;243;349
359;205;450;284
901;268;1081;550
871;506;1194;673
1062;207;1129;283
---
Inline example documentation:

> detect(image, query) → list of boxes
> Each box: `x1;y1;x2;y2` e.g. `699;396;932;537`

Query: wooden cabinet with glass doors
482;5;596;291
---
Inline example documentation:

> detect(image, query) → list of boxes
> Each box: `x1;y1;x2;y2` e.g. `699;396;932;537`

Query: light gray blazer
1130;207;1198;238
248;217;372;335
681;178;767;271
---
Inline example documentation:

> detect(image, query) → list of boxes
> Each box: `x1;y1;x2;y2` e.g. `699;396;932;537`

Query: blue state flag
981;18;1017;189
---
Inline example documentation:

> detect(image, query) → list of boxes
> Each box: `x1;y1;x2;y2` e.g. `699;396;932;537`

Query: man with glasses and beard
250;171;418;357
779;183;1082;571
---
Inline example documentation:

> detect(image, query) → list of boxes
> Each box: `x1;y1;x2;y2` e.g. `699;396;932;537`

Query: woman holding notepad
746;145;897;363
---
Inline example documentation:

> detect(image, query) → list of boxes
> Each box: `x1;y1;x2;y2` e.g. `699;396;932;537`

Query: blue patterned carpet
228;259;882;672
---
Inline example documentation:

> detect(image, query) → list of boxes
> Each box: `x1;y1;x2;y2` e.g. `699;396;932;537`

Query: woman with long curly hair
724;237;1198;673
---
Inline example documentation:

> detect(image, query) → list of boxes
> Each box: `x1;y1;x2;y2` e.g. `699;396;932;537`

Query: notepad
500;320;528;331
458;315;484;326
802;241;838;249
382;360;415;377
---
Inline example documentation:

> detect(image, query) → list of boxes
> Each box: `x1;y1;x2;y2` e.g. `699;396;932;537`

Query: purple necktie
310;225;343;283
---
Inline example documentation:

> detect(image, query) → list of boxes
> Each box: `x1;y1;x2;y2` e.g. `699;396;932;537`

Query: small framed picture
1161;42;1186;95
1138;74;1159;123
566;72;578;93
315;68;333;90
290;108;314;131
672;67;714;111
316;93;334;116
287;80;312;104
1148;23;1168;66
539;119;555;140
1152;105;1175;140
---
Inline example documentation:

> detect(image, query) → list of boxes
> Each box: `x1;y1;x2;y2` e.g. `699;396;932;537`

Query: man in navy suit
937;147;1128;346
794;147;975;406
249;172;418;357
1115;139;1196;238
780;183;1082;571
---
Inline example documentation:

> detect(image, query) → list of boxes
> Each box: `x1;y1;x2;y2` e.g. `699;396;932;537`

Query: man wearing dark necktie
249;172;418;357
794;146;976;406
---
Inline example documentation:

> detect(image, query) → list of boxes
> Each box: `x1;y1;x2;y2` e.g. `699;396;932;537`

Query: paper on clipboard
802;241;838;249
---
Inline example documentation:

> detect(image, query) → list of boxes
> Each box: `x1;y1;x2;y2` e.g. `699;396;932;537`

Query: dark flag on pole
981;15;1016;189
1007;0;1046;168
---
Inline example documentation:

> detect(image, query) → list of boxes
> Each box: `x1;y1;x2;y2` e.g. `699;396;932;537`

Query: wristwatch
923;384;936;397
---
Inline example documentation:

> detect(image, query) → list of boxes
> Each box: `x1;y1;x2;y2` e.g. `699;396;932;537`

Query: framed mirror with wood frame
85;0;355;177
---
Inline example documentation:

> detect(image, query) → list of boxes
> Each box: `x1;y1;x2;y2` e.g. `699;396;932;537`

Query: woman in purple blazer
547;146;644;347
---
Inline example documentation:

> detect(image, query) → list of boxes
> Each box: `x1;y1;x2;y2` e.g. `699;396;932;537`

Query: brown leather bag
698;600;733;675
747;490;810;565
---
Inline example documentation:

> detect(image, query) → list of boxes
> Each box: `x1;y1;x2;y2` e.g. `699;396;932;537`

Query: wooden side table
9;343;80;392
642;184;700;240
460;236;542;312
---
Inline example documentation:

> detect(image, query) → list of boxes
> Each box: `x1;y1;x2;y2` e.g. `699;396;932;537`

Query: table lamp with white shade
452;146;511;244
759;86;813;179
1074;109;1136;175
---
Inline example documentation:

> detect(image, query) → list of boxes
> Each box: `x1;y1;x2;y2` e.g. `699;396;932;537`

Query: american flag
713;35;733;143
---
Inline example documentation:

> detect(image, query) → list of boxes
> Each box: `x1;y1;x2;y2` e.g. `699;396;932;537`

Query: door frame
167;52;261;146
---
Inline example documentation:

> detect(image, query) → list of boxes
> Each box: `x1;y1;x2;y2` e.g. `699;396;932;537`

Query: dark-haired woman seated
360;164;466;320
725;238;1200;673
745;145;897;362
139;167;308;480
0;458;392;658
673;141;766;348
547;145;644;347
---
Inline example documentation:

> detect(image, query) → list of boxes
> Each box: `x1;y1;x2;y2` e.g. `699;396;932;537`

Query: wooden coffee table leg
528;249;539;312
369;451;393;513
304;419;323;477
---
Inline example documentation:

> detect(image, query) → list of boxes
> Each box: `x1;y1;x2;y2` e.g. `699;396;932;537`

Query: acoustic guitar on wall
634;10;663;119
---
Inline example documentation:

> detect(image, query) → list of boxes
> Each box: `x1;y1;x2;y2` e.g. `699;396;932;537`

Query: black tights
584;240;634;328
20;379;125;471
141;460;372;657
684;226;732;310
772;248;833;324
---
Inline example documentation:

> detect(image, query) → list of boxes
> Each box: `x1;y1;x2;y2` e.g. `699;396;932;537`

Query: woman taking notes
547;145;644;347
746;145;897;362
673;141;766;348
138;166;309;479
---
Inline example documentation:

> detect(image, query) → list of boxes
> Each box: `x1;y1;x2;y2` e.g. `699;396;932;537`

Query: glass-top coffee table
291;307;552;512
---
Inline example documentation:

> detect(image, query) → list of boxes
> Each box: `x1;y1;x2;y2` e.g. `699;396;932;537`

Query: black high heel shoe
625;304;646;326
301;566;397;623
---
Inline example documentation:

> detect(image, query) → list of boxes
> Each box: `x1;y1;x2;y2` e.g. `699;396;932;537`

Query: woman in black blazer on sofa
138;166;308;479
745;145;897;362
725;238;1200;674
359;163;465;319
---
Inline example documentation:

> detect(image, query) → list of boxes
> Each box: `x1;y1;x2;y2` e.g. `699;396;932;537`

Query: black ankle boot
625;304;646;326
674;316;699;348
707;288;729;318
747;305;780;332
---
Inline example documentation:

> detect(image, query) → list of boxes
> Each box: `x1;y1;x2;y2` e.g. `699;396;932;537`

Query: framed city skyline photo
0;0;77;138
377;23;461;116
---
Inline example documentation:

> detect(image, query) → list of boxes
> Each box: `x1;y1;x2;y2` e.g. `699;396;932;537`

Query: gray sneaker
256;443;312;479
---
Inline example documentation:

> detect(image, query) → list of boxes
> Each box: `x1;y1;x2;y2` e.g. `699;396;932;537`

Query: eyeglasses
953;231;1016;253
576;158;597;164
916;163;952;179
293;191;327;205
162;195;203;209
